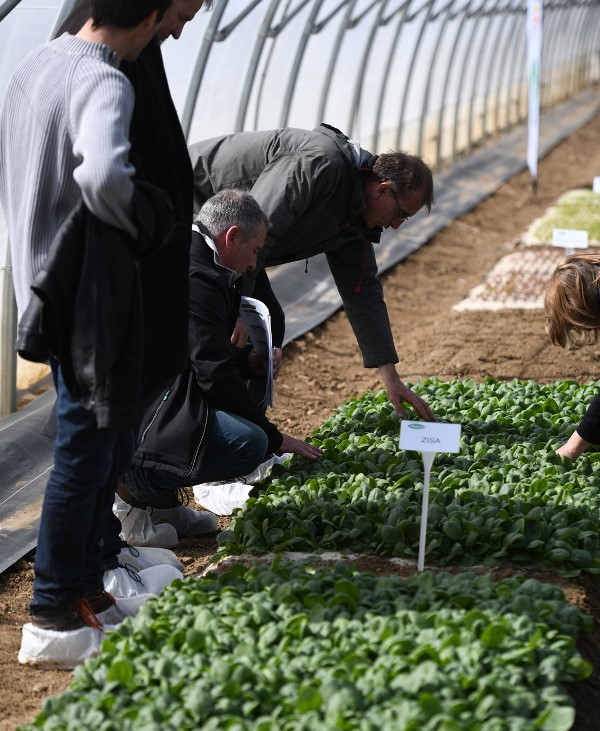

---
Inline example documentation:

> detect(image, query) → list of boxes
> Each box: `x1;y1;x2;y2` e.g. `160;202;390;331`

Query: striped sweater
0;33;137;313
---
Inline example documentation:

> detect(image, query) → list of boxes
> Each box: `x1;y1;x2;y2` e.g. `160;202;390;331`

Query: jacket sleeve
576;394;600;444
326;241;398;368
188;267;283;455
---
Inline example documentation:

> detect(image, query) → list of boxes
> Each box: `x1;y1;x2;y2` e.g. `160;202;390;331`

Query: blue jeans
125;409;268;501
30;362;133;614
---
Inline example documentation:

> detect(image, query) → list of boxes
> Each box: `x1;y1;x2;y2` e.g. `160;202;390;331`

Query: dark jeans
125;409;268;501
30;361;133;614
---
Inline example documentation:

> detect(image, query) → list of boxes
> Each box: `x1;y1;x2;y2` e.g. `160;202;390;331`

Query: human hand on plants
556;430;592;460
378;363;434;420
278;434;322;460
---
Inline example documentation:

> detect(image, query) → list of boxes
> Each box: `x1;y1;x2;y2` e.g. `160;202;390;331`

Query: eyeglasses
389;188;411;221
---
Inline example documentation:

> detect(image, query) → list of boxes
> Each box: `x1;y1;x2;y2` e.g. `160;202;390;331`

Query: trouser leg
30;363;133;613
124;409;268;503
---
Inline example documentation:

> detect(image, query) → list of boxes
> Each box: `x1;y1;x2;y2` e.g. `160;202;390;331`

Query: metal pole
0;226;16;417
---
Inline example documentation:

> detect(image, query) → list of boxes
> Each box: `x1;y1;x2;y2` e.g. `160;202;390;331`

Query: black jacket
132;227;282;478
16;185;180;431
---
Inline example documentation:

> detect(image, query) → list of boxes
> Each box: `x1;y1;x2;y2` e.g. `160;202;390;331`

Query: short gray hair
197;189;267;241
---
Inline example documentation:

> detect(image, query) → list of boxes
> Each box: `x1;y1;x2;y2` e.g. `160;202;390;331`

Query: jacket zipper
139;387;173;444
185;405;210;477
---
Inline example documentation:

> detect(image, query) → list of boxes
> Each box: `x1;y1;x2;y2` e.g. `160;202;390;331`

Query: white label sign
593;177;600;194
552;228;588;248
399;421;461;453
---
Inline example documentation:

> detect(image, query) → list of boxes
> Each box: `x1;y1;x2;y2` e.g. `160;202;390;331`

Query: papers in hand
239;296;274;407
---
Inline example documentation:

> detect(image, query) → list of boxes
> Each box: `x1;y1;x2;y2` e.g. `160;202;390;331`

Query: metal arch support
480;7;511;138
0;0;21;24
234;0;283;132
433;0;475;170
416;0;456;158
449;0;487;163
346;0;390;139
180;0;230;138
315;0;356;126
370;0;411;152
503;7;525;130
493;8;520;133
279;0;328;128
396;0;437;151
581;5;600;87
541;4;563;108
464;6;496;155
486;8;516;136
513;9;529;125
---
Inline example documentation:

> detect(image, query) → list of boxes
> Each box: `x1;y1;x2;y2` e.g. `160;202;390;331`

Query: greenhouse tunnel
1;0;600;572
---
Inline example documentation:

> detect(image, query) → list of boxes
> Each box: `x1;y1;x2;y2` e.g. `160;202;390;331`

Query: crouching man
117;190;321;542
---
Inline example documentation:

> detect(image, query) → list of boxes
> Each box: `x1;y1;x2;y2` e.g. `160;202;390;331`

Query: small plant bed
21;562;593;730
218;378;600;577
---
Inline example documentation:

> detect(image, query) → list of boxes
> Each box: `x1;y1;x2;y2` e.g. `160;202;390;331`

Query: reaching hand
379;363;435;421
277;434;323;460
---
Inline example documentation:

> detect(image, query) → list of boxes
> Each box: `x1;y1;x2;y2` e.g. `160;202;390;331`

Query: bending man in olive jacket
189;123;435;421
122;191;321;518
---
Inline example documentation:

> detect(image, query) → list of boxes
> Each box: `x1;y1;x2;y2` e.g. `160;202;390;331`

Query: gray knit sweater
0;33;137;313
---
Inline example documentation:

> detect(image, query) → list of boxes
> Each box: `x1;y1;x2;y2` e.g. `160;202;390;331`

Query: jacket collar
315;123;380;241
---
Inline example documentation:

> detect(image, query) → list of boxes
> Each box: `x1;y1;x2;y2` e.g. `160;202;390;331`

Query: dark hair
197;190;268;242
544;253;600;349
372;152;434;213
90;0;172;28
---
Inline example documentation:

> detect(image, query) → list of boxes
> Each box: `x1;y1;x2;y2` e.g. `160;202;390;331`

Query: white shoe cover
18;623;104;670
113;497;178;548
104;564;183;599
150;504;218;538
118;545;184;573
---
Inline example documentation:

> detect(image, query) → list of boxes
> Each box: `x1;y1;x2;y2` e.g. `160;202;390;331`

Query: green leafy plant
21;563;592;730
218;378;600;576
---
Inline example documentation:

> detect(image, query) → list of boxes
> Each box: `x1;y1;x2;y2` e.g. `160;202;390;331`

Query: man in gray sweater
0;0;178;669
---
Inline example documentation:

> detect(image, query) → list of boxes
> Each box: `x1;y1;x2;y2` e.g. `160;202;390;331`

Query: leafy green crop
21;562;592;731
218;378;600;576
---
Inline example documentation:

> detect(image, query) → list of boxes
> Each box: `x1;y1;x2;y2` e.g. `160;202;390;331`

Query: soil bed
3;112;600;729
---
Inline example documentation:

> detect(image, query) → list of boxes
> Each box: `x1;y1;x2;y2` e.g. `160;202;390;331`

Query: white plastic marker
399;421;462;572
593;177;600;194
552;228;588;256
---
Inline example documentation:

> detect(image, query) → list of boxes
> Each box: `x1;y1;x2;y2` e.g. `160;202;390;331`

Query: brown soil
3;112;600;729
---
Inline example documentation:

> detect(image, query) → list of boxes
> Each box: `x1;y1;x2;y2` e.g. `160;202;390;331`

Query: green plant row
22;562;593;731
217;378;600;576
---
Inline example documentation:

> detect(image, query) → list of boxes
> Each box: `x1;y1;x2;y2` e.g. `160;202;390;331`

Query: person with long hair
545;253;600;459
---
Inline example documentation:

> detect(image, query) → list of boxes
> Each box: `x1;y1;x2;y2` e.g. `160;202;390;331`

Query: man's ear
225;225;240;248
377;181;392;196
144;8;161;29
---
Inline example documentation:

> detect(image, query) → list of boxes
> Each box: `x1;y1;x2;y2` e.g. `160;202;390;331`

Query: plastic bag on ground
192;453;292;515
